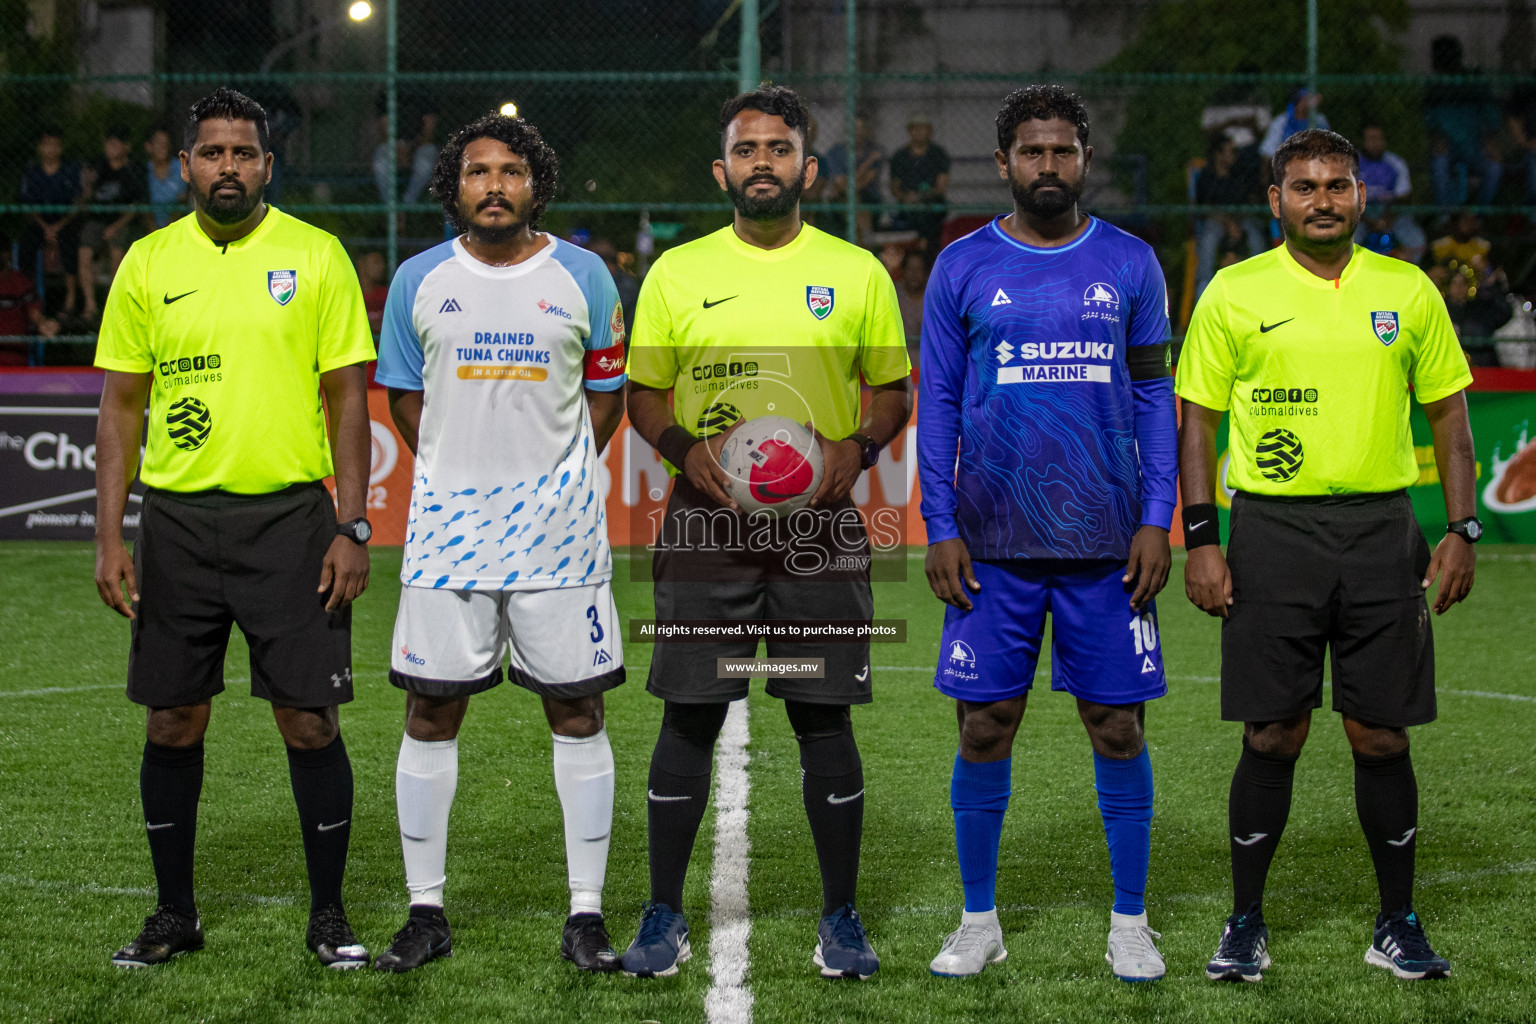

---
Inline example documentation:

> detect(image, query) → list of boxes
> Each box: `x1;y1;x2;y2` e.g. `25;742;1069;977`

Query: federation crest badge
1372;310;1399;346
268;269;297;306
806;285;834;320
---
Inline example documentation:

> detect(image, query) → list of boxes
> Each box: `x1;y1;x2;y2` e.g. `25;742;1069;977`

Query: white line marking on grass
0;683;120;698
705;698;753;1024
1443;688;1536;704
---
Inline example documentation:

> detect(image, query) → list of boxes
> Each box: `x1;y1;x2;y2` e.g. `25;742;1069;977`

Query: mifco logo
159;354;222;376
691;360;760;381
1252;387;1318;404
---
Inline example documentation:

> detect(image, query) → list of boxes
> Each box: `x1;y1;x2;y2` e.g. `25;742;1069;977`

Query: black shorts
127;483;353;708
1220;490;1435;727
645;475;874;706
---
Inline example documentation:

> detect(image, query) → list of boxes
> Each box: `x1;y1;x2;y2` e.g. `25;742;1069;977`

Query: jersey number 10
1128;613;1158;656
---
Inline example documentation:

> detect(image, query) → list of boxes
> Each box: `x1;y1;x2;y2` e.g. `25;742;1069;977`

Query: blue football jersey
917;216;1177;561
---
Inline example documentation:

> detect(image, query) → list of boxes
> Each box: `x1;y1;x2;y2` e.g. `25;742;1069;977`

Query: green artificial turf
1;542;1532;1023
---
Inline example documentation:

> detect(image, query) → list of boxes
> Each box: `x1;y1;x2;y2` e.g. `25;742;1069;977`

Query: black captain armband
1126;342;1173;381
1182;503;1221;550
658;425;702;469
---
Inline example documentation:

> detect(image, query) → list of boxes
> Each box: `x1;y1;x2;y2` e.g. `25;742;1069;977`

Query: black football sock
1228;738;1298;916
286;733;354;913
1353;748;1418;915
788;702;864;916
140;740;204;916
646;702;728;912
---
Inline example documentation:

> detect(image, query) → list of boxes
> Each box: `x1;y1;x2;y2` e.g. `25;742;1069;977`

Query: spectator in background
1259;88;1329;159
1355;124;1426;263
1425;35;1504;205
374;110;438;205
1194;135;1265;295
589;238;639;338
18;126;81;316
1505;83;1536;204
1442;263;1511;364
890;112;950;253
0;239;60;364
896;248;927;366
356;250;389;338
1431;211;1493;273
78;126;145;322
144;127;188;231
823;116;884;243
1200;73;1272;152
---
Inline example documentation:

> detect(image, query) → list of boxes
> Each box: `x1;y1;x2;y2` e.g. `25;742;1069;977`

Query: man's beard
1010;173;1083;218
726;168;804;221
461;196;528;244
198;177;263;225
1283;204;1358;251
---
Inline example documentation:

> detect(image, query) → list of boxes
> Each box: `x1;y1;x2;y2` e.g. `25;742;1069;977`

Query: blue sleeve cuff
373;370;422;391
1139;499;1175;531
583;373;627;393
924;515;961;545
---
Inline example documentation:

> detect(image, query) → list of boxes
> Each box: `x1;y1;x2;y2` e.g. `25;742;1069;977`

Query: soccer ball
718;415;824;517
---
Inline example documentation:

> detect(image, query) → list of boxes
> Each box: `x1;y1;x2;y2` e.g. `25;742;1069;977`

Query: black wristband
657;425;701;469
1182;503;1221;550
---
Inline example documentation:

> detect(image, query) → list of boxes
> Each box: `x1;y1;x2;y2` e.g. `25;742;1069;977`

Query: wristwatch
844;433;880;470
1446;516;1483;544
337;517;373;544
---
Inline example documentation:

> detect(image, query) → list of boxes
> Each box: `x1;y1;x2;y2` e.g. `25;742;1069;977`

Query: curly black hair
995;85;1090;153
429;114;560;232
719;85;810;153
184;87;269;153
1272;127;1358;186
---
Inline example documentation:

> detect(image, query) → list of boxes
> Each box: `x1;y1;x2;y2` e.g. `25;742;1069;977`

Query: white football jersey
376;235;627;591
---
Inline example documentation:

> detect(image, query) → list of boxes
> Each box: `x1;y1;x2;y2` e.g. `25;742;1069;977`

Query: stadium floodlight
348;1;373;21
500;102;519;117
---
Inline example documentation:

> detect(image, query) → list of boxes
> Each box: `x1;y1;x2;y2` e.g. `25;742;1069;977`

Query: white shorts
389;580;624;698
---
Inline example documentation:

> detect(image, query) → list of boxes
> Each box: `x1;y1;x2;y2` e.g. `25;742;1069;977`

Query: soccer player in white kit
371;114;629;972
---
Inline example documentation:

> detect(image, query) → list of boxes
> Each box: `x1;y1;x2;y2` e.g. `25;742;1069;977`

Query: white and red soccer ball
719;415;824;517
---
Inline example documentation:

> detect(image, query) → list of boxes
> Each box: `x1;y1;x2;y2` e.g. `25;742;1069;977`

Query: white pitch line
1443;688;1536;704
0;683;121;698
705;698;753;1024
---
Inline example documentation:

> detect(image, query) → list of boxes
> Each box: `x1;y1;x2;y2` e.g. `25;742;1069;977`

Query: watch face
1465;520;1483;541
353;519;372;542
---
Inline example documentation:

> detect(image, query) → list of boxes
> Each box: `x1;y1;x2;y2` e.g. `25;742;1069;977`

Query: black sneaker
112;905;204;968
306;903;369;970
561;912;620;972
1206;903;1271;982
1367;908;1450;980
374;907;453;973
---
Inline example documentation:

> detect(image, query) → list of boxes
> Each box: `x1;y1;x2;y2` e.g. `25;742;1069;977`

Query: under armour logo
1387;827;1417;847
1233;832;1268;846
440;297;463;313
331;668;352;688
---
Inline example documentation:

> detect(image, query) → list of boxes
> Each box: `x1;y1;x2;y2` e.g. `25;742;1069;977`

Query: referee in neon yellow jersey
1177;128;1477;984
92;88;377;970
620;85;911;980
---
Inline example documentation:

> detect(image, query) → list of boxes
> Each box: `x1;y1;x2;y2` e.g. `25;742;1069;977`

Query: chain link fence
4;0;1536;367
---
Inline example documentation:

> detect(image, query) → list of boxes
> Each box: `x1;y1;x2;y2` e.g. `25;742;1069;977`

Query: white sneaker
1106;911;1165;982
929;917;1008;977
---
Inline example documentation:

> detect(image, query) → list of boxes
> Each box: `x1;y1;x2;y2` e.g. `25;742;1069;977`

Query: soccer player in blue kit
917;86;1178;981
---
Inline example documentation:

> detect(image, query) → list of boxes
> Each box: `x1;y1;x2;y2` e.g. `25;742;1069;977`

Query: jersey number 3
587;605;604;643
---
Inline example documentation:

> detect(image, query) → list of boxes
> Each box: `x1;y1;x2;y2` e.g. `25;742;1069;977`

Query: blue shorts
933;559;1168;705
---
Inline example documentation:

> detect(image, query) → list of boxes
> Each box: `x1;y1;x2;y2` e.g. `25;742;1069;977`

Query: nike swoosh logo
1387;827;1417;847
163;290;197;305
702;296;738;309
1188;520;1209;531
855;666;869;682
1232;832;1268;846
648;790;693;803
827;789;865;805
1259;318;1294;333
317;820;349;832
145;822;174;830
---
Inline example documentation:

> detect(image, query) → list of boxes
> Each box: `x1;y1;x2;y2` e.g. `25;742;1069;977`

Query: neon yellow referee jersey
1177;244;1472;495
628;224;909;469
95;208;376;494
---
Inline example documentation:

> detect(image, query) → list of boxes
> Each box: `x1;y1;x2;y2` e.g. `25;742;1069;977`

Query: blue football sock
951;754;1012;913
1094;747;1153;916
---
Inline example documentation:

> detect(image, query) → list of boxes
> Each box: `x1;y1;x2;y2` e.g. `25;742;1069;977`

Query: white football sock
396;734;458;908
552;729;614;916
